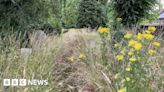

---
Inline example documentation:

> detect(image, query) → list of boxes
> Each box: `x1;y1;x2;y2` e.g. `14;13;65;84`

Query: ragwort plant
98;26;162;92
98;27;111;64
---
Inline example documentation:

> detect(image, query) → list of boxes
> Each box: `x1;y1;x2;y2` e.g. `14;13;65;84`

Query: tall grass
0;32;63;92
0;28;164;92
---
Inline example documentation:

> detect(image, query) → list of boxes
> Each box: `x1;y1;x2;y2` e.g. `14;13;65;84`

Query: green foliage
62;0;80;28
98;0;108;5
0;0;49;32
46;16;62;34
112;0;157;27
77;0;108;28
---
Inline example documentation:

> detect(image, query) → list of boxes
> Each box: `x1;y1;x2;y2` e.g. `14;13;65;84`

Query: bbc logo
3;79;27;86
3;79;48;86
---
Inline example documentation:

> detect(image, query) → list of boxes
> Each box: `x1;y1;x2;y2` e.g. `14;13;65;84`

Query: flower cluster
116;26;159;62
69;52;85;62
98;27;109;34
97;26;161;92
115;26;161;92
128;40;142;50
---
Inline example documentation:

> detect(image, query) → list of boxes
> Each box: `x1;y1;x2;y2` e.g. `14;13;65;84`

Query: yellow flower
116;55;124;61
126;77;131;81
118;87;126;92
148;26;156;33
152;42;160;47
137;33;154;40
98;27;109;33
69;56;75;62
128;40;137;47
125;67;131;71
128;51;133;56
144;30;151;34
142;33;154;40
116;18;122;22
124;32;132;39
133;42;142;50
79;53;85;59
148;49;156;55
129;57;137;62
137;33;143;40
128;40;142;50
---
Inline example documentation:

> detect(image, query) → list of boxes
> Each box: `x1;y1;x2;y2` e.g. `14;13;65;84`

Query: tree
0;0;51;32
0;0;52;47
61;0;80;28
77;0;108;28
112;0;157;27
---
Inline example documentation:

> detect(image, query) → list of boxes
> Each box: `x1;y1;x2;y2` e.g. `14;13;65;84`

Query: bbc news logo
3;79;48;86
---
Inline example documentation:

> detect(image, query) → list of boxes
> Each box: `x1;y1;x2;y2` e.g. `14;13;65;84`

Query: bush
61;0;80;28
77;0;107;28
112;0;157;27
0;0;49;31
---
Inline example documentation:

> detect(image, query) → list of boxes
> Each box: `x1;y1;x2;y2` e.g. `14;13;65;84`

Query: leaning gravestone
20;48;32;60
31;30;47;51
20;30;47;59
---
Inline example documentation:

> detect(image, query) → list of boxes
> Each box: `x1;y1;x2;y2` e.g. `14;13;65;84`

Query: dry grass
0;29;164;92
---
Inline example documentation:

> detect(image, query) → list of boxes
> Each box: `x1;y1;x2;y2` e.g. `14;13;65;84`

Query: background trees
112;0;157;27
0;0;160;32
0;0;49;32
77;0;108;28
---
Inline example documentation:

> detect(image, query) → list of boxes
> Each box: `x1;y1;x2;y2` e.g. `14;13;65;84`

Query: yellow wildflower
137;33;143;40
128;51;133;56
69;56;75;62
118;87;126;92
133;42;142;50
126;77;131;81
152;42;160;47
128;40;137;47
98;27;109;33
79;53;85;59
128;40;142;50
125;67;131;71
124;32;132;39
144;30;151;34
148;26;156;33
137;33;154;40
142;33;154;40
148;49;156;55
116;55;124;61
129;57;137;62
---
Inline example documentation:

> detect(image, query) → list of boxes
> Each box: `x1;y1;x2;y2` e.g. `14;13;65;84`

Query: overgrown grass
0;33;63;92
0;28;164;92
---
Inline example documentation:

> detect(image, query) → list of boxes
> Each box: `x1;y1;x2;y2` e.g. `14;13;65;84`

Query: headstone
31;30;47;50
20;48;32;60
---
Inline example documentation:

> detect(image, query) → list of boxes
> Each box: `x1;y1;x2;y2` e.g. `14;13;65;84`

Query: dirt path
53;29;99;92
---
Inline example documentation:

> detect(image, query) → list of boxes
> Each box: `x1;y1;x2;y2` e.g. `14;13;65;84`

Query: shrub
0;0;49;31
112;0;157;27
77;0;107;28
